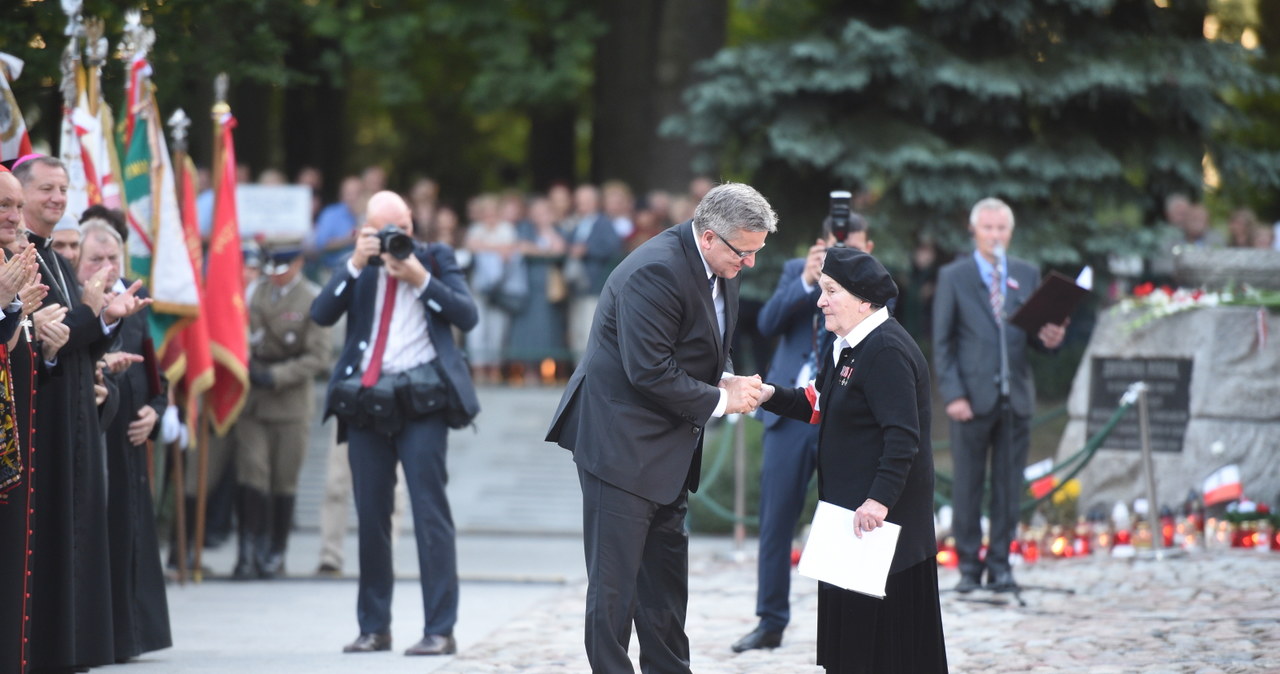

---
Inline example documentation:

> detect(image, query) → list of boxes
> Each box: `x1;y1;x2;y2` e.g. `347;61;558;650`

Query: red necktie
361;276;399;387
989;269;1003;318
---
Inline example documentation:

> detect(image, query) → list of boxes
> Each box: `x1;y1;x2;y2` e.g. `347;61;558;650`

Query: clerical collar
26;231;51;249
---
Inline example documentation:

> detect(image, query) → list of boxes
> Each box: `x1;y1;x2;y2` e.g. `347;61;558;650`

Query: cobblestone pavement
444;548;1280;674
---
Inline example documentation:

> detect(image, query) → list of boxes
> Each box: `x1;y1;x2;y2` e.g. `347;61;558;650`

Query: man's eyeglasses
713;230;765;259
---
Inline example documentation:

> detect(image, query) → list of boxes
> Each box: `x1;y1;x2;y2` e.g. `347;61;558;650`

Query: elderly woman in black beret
755;247;947;674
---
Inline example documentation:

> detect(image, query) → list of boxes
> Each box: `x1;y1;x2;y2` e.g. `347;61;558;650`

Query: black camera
367;225;415;266
828;190;853;247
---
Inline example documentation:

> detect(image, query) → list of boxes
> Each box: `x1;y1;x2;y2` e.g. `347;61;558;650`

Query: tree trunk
529;106;578;191
648;0;726;193
591;0;658;189
591;0;727;194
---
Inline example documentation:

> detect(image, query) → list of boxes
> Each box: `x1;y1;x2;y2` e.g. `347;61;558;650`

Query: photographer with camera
311;190;480;656
732;191;878;653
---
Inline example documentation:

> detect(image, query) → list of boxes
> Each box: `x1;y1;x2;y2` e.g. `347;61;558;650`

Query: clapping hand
103;279;152;322
80;265;112;315
33;304;69;361
18;274;48;318
0;246;39;306
102;351;144;375
93;363;108;406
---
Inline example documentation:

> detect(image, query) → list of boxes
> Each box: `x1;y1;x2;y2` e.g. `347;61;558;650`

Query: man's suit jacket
310;242;479;441
756;257;821;431
546;221;736;505
932;254;1045;418
571;213;622;296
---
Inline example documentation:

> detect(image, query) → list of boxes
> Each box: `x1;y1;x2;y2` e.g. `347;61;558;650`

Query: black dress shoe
404;634;456;656
343;632;391;652
988;570;1019;593
954;574;982;593
731;625;783;653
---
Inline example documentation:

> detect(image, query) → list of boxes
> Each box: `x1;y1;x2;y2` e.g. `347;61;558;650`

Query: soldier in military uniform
232;243;330;579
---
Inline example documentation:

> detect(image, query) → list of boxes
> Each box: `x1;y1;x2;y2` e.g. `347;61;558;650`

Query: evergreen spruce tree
668;0;1280;264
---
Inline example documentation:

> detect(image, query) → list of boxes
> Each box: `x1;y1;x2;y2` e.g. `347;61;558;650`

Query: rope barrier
690;399;1132;529
689;415;761;527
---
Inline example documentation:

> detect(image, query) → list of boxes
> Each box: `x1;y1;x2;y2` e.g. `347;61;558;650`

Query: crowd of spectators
281;169;714;386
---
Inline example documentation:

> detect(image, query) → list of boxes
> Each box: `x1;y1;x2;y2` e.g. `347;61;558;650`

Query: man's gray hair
11;156;67;186
80;219;123;249
969;197;1015;229
693;182;778;238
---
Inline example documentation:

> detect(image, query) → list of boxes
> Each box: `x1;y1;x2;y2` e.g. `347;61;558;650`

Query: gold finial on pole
213;72;230;116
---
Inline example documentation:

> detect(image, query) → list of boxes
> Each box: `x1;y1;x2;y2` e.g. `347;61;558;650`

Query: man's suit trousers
949;404;1030;579
578;466;692;674
349;414;457;637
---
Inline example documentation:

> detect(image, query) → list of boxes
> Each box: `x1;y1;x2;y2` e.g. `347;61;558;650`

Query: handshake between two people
718;374;777;415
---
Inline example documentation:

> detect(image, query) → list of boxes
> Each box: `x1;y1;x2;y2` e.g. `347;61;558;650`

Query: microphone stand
992;251;1019;603
983;248;1073;608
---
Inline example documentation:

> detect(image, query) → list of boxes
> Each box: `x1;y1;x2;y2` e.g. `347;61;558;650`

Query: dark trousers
949;403;1030;579
755;418;819;632
578;466;691;674
348;414;457;637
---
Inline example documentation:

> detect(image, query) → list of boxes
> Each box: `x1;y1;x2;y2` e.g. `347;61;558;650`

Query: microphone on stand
992;241;1010;398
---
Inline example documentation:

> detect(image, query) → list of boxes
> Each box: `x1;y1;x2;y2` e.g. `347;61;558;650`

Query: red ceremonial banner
204;115;248;435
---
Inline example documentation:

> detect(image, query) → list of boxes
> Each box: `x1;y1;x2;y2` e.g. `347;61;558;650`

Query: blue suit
752;257;823;633
311;242;478;639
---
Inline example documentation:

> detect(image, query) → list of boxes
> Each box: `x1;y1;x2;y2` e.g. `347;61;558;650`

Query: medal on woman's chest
838;358;854;387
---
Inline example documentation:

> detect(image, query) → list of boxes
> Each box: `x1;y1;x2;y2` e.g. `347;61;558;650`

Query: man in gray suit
547;183;776;673
933;197;1067;594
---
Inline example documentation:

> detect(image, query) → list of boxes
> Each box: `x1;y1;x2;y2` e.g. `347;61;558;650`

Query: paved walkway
116;387;1278;672
124;538;1279;673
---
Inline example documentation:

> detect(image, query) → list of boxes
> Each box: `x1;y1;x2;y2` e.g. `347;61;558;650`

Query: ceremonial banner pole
170;435;188;585
193;402;209;583
166;107;196;586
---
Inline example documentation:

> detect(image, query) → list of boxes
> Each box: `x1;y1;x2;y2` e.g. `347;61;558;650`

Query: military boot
259;494;295;579
232;487;269;579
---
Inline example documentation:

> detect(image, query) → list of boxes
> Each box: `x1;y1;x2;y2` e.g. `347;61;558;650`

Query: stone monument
1056;248;1280;512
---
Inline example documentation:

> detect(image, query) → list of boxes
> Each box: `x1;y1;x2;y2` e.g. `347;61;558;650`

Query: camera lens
386;232;414;260
377;225;415;260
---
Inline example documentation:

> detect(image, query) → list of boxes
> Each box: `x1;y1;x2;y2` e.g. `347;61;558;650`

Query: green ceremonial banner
122;112;152;282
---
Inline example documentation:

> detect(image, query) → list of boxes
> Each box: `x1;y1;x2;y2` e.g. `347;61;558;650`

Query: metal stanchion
732;414;747;561
1125;381;1181;560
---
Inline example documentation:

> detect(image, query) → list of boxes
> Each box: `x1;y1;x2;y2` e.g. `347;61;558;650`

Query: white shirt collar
832;306;890;364
694;230;713;280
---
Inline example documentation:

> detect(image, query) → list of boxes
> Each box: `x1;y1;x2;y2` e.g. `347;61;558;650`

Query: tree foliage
668;0;1280;265
1;0;605;200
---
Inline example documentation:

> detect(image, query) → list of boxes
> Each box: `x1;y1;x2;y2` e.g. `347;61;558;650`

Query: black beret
821;246;897;306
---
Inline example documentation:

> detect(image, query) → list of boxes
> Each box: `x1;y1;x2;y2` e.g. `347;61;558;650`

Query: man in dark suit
933;197;1067;593
311;190;479;656
732;215;875;653
547;182;777;673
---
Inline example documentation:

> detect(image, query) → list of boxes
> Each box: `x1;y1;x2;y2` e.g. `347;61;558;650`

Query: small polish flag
1203;464;1243;506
